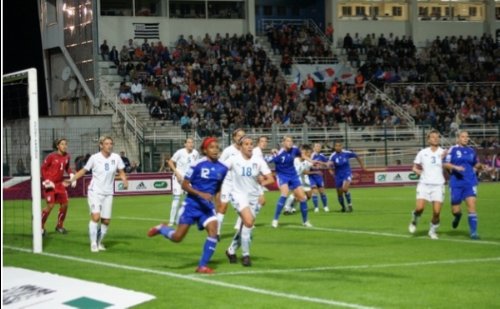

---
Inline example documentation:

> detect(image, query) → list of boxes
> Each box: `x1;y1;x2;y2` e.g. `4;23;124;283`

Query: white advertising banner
114;178;172;194
374;171;419;184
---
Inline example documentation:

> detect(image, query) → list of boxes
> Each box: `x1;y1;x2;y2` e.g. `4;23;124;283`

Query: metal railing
366;82;416;128
292;56;339;64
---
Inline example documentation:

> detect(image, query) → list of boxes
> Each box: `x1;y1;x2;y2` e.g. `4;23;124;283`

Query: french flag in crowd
313;67;335;81
289;72;301;91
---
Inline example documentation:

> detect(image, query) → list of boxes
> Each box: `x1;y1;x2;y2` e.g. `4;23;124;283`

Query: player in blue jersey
328;141;366;212
267;136;317;228
309;143;330;213
443;130;484;240
148;137;228;274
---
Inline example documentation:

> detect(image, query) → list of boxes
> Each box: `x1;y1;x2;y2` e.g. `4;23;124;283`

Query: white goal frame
3;68;42;253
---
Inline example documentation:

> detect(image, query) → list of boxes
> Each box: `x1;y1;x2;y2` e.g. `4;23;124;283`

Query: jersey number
241;167;252;176
201;168;210;179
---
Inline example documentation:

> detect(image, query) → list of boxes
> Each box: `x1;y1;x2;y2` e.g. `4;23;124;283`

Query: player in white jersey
223;136;274;266
167;138;200;226
66;136;128;252
215;128;246;240
283;144;316;213
233;135;269;230
408;130;446;239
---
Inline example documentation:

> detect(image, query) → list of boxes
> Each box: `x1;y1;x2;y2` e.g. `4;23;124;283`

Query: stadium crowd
102;27;498;138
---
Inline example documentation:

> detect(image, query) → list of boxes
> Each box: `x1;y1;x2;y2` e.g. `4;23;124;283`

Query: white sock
241;225;253;257
228;230;241;254
216;213;225;235
169;196;180;225
430;223;439;233
99;223;108;244
284;194;295;211
234;216;242;230
89;221;99;244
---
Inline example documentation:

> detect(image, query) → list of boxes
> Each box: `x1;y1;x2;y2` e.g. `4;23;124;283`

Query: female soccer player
328;141;366;213
148;137;228;273
443;130;483;239
41;138;75;236
66;136;128;252
408;130;446;239
267;136;316;228
224;136;274;266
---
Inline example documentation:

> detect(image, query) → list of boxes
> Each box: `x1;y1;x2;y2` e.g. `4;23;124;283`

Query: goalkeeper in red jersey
41;138;76;236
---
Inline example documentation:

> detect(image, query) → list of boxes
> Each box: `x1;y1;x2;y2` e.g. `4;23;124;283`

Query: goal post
3;68;42;253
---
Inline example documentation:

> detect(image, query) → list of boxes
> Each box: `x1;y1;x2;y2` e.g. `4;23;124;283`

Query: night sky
3;1;48;116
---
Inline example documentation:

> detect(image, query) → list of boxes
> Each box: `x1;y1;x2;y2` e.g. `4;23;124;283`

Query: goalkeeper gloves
42;180;55;189
69;173;77;188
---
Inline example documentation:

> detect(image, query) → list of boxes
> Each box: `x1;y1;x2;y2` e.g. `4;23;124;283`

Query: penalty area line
4;246;378;309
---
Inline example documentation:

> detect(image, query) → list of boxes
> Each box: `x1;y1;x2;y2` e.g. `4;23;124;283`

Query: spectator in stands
180;111;191;130
109;46;119;65
325;22;334;43
100;40;110;61
129;161;142;173
118;82;133;104
120;45;131;62
131;79;143;103
150;100;165;120
127;38;137;60
343;33;353;50
120;151;132;173
16;158;27;176
158;153;171;172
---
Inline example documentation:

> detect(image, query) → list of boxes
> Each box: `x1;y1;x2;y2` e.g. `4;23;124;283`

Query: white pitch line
4;246;378;309
210;257;500;277
286;225;500;246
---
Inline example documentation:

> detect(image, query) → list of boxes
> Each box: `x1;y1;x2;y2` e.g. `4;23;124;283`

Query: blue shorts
335;174;352;189
276;174;302;191
450;186;477;205
309;174;324;188
178;197;216;230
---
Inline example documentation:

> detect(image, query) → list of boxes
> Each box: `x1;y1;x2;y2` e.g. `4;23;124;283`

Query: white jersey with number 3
414;147;445;185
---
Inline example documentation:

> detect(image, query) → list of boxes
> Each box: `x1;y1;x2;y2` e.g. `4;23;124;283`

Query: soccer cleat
97;243;106;251
314;208;319;213
470;233;481;240
217;235;221;242
195;266;214;274
452;213;462;229
242;255;252;267
283;210;291;216
290;208;296;213
55;227;68;234
346;205;353;213
226;250;237;264
271;220;278;228
42;229;46;237
303;221;313;228
340;207;346;213
323;207;330;212
147;224;165;237
90;242;99;253
428;231;438;240
408;222;417;234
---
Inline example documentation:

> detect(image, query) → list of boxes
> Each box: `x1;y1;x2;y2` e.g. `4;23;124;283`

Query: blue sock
312;194;319;209
199;237;218;267
468;213;478;235
274;196;287;220
300;200;308;223
159;226;175;239
320;193;328;207
338;196;345;208
345;192;352;204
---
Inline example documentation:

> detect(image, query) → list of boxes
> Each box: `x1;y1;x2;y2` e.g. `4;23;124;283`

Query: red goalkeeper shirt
41;152;72;183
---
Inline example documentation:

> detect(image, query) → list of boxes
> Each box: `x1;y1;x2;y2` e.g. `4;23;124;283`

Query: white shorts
300;175;311;192
220;179;233;204
172;174;184;196
416;183;445;203
230;192;259;216
88;190;114;219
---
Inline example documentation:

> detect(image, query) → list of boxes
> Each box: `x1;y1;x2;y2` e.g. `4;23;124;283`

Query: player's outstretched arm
64;168;88;187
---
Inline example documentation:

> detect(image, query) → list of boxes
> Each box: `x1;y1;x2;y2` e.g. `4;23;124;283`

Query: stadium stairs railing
366;82;416;128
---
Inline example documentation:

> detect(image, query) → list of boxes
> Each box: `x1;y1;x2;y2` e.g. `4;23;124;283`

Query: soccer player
328;141;366;212
408;130;446;239
267;136;315;228
233;135;269;229
216;128;246;240
309;143;329;213
443;130;483;240
167;138;200;226
283;144;316;214
148;137;228;274
224;136;274;266
41;138;76;236
66;136;128;252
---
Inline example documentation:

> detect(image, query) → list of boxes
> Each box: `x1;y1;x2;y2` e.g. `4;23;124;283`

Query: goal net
3;68;43;253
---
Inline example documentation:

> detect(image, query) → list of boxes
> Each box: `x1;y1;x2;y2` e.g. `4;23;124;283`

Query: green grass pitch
3;183;500;308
